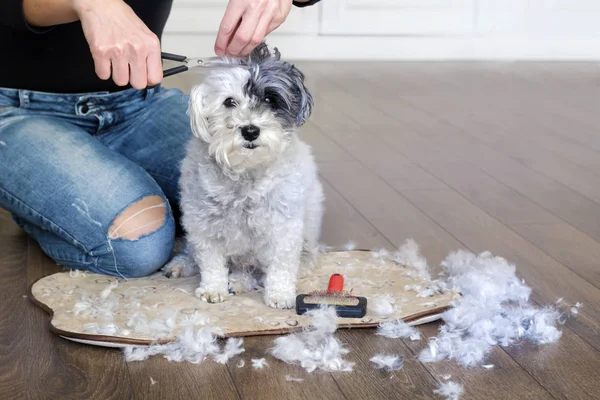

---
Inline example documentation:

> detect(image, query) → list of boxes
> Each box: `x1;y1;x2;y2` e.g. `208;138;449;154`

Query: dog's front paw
264;291;296;309
195;285;229;303
163;254;198;278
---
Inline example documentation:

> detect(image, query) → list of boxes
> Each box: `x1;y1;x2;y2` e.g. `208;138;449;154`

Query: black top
0;0;321;94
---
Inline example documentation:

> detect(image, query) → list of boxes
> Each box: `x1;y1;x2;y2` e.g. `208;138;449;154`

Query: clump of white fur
434;381;464;400
369;294;396;316
214;338;245;364
123;326;245;365
418;250;563;368
251;358;268;369
270;306;354;373
394;239;431;281
370;354;404;371
377;319;421;341
343;240;356;251
72;281;119;320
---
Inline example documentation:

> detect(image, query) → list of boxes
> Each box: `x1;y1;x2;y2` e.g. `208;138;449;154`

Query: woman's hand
214;0;294;57
74;0;163;89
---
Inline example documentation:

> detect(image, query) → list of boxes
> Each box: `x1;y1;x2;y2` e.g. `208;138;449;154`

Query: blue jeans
0;85;192;278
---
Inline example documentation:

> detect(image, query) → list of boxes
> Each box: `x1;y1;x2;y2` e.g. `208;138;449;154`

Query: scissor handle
161;52;187;62
163;65;189;78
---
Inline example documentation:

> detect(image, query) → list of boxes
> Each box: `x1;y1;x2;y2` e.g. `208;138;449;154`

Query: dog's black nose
241;125;260;141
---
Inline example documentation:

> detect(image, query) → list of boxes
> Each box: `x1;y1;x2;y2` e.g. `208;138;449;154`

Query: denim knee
103;208;176;278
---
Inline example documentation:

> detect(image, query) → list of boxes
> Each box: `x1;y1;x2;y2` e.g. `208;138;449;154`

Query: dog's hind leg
299;181;324;277
163;238;198;278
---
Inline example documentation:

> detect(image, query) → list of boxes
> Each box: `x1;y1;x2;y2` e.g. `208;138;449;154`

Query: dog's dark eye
263;94;280;109
223;97;237;108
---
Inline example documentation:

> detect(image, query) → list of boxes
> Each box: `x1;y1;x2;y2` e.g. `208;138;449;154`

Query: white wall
162;0;600;60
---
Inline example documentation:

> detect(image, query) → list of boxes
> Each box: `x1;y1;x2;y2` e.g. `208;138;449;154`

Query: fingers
92;52;112;81
215;0;246;56
124;43;147;89
215;0;293;57
93;35;161;89
239;12;270;56
127;33;162;89
80;0;164;89
111;50;131;87
146;37;164;86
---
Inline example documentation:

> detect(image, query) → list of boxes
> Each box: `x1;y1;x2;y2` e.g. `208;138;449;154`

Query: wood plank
502;326;600;400
376;164;447;191
0;208;23;235
307;105;413;167
25;239;134;400
463;152;600;243
400;189;600;398
402;322;554;400
127;355;240;400
399;86;600;202
509;223;600;289
318;178;392;251
299;122;354;163
331;330;443;400
0;235;27;400
226;335;346;400
316;73;600;243
401;189;600;351
401;162;562;226
318;161;464;272
394;161;600;289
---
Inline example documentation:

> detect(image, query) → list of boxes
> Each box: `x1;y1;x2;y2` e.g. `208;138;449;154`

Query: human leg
0;109;175;277
97;86;192;211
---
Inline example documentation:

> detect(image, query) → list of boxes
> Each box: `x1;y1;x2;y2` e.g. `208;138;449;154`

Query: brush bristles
304;295;360;306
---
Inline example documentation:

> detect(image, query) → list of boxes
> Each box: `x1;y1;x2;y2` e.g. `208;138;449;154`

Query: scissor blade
187;58;252;70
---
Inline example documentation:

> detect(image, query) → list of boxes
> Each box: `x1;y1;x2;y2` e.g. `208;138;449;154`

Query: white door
477;0;600;37
319;0;476;35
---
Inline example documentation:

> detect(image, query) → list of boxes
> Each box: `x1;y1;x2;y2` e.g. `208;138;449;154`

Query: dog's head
187;43;313;176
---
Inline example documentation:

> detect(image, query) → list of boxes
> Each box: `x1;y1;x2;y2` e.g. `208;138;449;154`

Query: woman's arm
22;0;80;27
0;0;75;31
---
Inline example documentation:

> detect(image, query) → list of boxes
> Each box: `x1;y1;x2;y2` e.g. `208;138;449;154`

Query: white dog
163;44;324;309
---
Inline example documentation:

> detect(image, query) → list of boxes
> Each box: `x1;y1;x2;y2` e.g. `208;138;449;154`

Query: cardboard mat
29;250;458;347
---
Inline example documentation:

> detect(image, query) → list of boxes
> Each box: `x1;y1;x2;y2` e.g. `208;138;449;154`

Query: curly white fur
418;250;563;368
269;306;355;373
163;44;324;309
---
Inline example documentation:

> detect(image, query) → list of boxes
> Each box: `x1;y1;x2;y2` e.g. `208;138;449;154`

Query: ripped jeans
0;85;192;278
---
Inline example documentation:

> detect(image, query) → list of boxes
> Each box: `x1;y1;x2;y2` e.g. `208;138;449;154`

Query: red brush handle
327;274;344;293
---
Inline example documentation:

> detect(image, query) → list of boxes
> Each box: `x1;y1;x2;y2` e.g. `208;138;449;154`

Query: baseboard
162;33;600;61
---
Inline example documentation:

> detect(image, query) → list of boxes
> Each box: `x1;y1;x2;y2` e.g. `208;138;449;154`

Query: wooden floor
2;62;600;399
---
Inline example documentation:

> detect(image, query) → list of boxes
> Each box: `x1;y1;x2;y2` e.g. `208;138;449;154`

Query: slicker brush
295;273;367;318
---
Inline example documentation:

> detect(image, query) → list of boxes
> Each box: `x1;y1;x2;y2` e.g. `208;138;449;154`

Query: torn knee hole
108;195;167;240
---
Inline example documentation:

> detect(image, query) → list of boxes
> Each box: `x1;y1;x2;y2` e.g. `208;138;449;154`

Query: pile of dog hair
71;239;579;400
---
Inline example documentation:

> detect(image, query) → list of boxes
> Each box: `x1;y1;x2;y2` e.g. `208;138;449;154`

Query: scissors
161;52;251;77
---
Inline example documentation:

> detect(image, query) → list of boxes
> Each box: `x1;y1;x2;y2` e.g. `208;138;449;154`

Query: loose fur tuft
418;250;563;368
370;354;404;371
269;306;355;373
434;381;464;400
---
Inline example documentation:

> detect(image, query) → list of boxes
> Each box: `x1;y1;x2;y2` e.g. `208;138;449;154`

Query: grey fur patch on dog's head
239;43;314;127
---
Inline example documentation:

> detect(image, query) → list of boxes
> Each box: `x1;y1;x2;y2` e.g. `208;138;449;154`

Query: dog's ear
187;84;211;142
290;65;314;126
